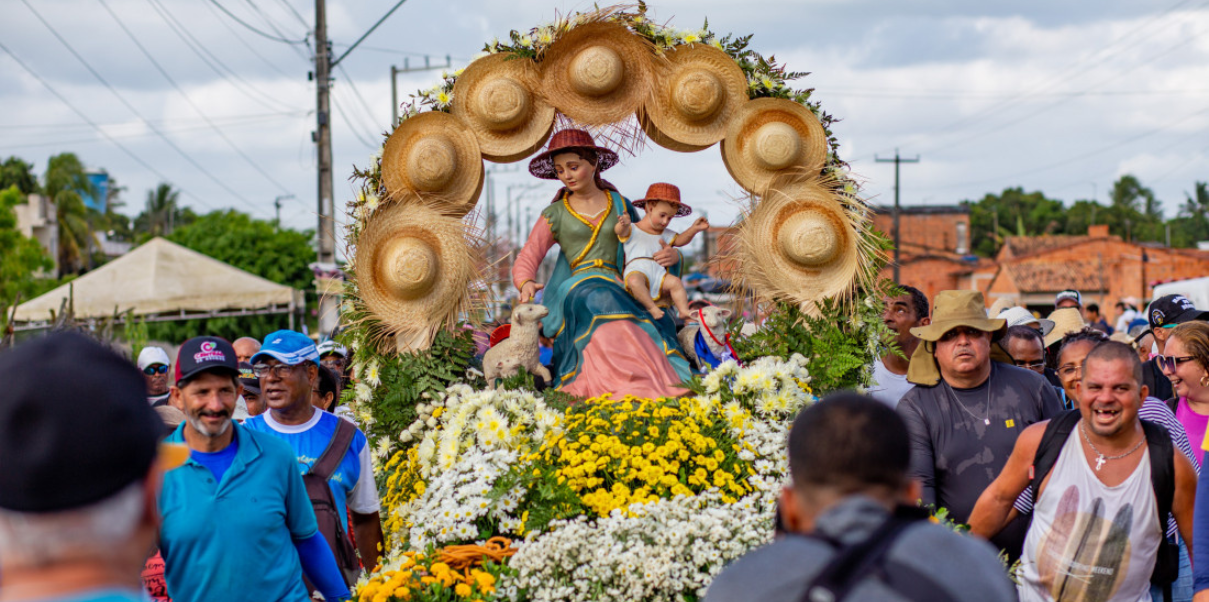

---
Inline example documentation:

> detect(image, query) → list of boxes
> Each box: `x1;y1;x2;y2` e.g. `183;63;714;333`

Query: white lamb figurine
483;303;551;386
678;306;735;368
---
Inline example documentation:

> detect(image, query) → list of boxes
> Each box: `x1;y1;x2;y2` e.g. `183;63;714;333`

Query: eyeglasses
1057;364;1082;378
1156;355;1197;372
143;365;169;375
252;363;300;379
1014;359;1046;370
320;357;346;370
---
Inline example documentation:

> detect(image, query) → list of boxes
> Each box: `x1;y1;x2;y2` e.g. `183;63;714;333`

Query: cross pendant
1095;455;1106;471
984;418;990;426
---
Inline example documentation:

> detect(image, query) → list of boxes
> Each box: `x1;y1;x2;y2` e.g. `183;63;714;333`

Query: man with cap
159;336;349;602
244;330;385;577
238;361;266;418
1141;294;1209;402
0;332;189;602
868;285;930;408
317;339;352;389
137;346;172;407
897;290;1063;560
1055;289;1082;310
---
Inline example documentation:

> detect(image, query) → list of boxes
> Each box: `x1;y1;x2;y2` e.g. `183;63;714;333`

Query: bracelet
517;279;535;291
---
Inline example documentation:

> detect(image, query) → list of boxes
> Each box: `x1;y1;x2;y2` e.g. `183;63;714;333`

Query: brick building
871;205;988;302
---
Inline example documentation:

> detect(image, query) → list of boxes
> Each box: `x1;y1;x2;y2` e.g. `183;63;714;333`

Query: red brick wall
878;258;971;303
872;211;970;256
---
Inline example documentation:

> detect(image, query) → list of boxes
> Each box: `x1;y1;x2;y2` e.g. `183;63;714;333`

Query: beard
187;410;232;438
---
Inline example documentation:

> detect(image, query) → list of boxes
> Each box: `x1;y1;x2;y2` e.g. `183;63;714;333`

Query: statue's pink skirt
560;320;689;400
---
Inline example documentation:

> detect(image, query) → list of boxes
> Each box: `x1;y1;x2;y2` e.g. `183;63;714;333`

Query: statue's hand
653;239;678;267
520;281;544;303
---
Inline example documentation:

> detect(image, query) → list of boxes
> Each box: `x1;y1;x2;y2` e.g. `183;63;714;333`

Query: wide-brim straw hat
528;128;620;180
721;97;828;193
1044;307;1088;348
381;111;484;215
998;306;1056;336
640;43;748;152
633;182;691;217
736;178;860;303
910;290;1007;342
986;296;1015;319
452;54;556;163
354;200;482;352
540;21;655;125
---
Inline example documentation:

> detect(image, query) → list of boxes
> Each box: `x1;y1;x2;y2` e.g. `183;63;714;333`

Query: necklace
1079;420;1145;471
945;376;992;427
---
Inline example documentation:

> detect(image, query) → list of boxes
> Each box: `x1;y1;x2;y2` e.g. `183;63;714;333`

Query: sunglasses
1156;355;1197;372
252;363;301;379
320;357;346;370
1014;359;1046;370
143;365;169;375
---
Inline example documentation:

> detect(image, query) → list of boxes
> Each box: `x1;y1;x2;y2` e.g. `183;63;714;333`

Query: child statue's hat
633;183;692;217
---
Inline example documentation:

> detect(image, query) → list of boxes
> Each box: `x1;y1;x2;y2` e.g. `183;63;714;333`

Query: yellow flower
455;583;472;597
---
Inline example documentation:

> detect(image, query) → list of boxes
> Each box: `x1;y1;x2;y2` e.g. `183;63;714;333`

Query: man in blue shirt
0;332;189;602
245;330;385;573
159;336;348;602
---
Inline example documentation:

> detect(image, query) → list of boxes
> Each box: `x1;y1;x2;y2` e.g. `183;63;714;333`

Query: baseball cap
0;332;188;512
137;346;171;371
1055;289;1082;307
251;330;319;366
174;336;240;385
316;340;348;358
997;306;1056;336
237;361;261;395
1147;294;1209;330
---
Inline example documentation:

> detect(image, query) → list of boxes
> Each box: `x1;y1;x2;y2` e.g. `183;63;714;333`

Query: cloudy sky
3;0;1208;260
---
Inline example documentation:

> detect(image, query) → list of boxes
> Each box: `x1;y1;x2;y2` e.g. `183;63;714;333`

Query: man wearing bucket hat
159;335;349;602
897;290;1063;560
0;332;189;602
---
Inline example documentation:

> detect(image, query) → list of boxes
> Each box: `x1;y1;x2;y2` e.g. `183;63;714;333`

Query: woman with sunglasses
1163;324;1209;602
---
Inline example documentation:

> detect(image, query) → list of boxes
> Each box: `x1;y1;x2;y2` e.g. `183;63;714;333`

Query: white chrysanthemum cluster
399;447;527;548
699;353;814;419
507;489;777;602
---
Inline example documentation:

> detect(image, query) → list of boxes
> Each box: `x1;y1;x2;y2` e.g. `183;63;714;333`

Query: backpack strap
308;417;357;481
1029;409;1083;506
1141;419;1178;590
1165;396;1179;415
798;505;959;602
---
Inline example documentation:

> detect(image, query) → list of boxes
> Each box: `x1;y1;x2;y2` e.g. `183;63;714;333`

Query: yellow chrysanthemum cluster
380;448;426;543
356;551;497;602
535;395;754;516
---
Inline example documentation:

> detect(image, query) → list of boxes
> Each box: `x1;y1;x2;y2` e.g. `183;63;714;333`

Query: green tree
0;186;53;322
134;182;182;239
0;157;39;195
42;153;97;274
1107;174;1162;242
963;187;1068;257
1168;181;1209;248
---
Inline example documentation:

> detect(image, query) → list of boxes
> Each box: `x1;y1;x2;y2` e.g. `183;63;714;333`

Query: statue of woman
512;129;692;399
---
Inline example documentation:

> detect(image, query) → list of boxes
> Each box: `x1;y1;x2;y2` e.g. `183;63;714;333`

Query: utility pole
390;55;451;126
273;194;295;229
313;0;339;337
875;149;920;285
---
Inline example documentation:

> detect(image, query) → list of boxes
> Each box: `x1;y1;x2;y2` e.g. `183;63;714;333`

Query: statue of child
614;183;709;321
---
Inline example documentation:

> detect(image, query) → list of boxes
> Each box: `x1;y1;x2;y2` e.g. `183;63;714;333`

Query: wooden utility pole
875;150;920;285
313;0;339;336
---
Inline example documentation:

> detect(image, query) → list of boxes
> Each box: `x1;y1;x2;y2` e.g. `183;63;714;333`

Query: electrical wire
5;114;300;149
209;0;306;44
240;0;313;63
19;0;264;211
98;0;295;196
0;111;307;132
202;0;300;80
335;63;384;136
331;93;378;149
0;41;221;212
273;0;310;29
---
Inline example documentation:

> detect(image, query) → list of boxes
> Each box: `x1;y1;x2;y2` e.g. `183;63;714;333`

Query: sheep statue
483;303;551;386
678;305;740;371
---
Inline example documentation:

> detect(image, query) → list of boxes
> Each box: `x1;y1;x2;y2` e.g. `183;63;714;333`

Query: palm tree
136;182;181;238
43;153;97;274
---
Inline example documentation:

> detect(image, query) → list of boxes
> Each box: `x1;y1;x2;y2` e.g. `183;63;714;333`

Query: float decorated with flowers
335;3;897;601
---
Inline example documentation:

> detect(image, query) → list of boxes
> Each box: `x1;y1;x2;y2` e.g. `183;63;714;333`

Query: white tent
12;237;304;328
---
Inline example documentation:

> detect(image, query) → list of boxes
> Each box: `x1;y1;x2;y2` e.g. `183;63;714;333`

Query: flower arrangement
355;546;511;602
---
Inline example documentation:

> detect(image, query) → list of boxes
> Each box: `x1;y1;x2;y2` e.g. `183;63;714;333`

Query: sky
3;0;1209;261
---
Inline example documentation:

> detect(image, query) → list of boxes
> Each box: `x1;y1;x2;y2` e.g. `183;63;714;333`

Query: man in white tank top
968;342;1197;601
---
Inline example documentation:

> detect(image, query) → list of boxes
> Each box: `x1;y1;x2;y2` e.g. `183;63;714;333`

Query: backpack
797;504;960;602
1029;409;1178;593
302;418;361;590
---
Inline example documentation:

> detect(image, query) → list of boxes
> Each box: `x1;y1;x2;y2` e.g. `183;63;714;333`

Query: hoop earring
1200;373;1209;388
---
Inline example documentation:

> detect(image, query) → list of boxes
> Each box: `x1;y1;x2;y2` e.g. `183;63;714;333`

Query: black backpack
302;418;362;592
1029;409;1178;592
796;504;960;602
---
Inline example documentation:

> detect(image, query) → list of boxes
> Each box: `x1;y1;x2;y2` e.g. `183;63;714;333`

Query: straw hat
998;306;1056;336
640;44;748;152
721;98;828;193
633;182;691;217
1044;307;1088;348
354;200;482;352
528;128;620;180
736;178;859;303
380;111;484;215
452;54;556;163
539;21;655;125
986;296;1015;319
906;291;1007;386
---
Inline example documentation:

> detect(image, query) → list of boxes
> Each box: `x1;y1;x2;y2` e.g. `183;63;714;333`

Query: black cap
174;336;240;385
238;361;261;395
1148;294;1209;329
0;332;161;512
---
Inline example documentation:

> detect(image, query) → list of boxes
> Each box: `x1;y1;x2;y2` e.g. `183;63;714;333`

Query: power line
201;0;301;80
331;0;411;67
331;93;377;149
98;0;295;195
18;0;262;211
240;0;312;62
5;114;301;149
0;111;307;132
335;63;383;136
0;41;221;212
273;0;310;29
208;0;307;44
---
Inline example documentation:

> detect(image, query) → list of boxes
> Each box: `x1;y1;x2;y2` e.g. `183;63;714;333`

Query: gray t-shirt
897;361;1063;558
705;495;1016;602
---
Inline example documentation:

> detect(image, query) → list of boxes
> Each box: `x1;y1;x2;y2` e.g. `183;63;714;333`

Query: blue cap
251;330;319;366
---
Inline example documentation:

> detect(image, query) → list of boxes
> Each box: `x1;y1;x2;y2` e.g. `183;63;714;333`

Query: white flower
354;382;373;403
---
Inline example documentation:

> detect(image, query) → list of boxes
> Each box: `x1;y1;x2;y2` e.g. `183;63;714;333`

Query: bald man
232;337;261;364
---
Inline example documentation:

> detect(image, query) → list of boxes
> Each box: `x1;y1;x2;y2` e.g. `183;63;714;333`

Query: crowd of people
6;286;1209;602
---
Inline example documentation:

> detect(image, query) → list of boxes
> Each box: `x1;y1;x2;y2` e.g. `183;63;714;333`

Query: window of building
956;221;969;255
